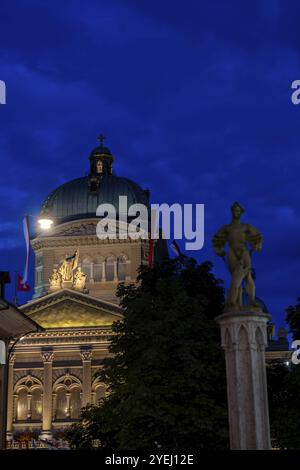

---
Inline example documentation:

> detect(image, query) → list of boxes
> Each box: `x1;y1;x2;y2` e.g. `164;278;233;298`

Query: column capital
41;351;54;363
80;349;93;361
216;309;271;350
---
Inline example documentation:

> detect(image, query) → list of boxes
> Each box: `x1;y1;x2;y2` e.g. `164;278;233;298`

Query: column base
6;432;13;441
39;430;53;440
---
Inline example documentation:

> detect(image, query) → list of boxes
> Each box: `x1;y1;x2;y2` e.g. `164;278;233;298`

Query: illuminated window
31;389;42;420
17;389;27;421
70;388;81;419
56;388;68;419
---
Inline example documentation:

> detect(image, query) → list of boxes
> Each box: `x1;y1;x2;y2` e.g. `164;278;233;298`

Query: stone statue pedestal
62;281;73;289
216;309;272;450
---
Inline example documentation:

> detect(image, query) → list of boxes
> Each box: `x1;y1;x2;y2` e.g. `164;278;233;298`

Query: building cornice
20;288;123;317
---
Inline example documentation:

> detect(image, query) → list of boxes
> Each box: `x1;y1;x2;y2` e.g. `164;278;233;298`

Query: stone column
125;260;131;281
216;309;271;450
101;262;106;282
6;354;15;440
52;393;57;421
40;351;54;439
113;261;118;281
90;263;94;283
13;395;18;422
81;350;92;406
66;393;71;418
27;394;32;420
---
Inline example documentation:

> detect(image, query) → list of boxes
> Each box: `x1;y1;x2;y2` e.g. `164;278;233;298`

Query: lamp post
0;271;43;449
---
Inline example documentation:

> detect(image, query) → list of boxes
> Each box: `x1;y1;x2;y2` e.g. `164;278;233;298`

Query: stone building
7;138;165;440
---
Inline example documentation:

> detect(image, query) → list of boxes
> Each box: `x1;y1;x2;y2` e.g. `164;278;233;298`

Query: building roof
40;175;149;224
0;300;43;339
20;289;123;329
39;138;150;225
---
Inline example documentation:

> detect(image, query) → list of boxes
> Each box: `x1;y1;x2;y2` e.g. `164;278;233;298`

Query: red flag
17;274;31;292
148;238;154;268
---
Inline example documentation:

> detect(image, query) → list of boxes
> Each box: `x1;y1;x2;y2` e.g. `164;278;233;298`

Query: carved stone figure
58;250;79;282
49;268;62;291
73;267;87;291
212;202;263;310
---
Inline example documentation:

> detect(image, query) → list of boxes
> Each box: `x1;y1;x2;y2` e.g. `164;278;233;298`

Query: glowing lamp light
38;218;54;230
38;208;54;230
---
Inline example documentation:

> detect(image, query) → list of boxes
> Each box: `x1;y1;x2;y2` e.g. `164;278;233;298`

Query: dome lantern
88;135;114;193
38;136;149;226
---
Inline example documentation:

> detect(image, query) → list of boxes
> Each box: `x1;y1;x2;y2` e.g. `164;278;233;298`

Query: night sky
1;0;300;332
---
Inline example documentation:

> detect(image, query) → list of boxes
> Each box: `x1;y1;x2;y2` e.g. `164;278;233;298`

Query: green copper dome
41;175;149;223
39;138;149;224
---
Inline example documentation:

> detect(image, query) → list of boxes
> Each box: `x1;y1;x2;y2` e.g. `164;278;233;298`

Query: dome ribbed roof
41;175;149;223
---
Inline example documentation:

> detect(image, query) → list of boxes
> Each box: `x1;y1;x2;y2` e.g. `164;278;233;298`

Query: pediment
20;289;123;329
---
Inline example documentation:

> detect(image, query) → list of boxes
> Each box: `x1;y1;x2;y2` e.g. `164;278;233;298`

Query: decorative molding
20;289;122;316
13;328;114;348
31;234;142;250
54;223;98;237
14;370;43;385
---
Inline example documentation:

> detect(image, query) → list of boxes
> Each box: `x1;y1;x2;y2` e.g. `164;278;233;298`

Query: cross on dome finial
97;134;105;151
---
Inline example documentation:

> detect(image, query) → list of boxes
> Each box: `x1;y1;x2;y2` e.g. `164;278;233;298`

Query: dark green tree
267;298;300;449
286;298;300;340
65;258;229;450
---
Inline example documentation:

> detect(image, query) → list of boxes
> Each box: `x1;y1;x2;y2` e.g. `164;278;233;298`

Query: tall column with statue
212;202;271;450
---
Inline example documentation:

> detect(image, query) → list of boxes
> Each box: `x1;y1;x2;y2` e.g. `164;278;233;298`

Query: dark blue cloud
1;0;300;332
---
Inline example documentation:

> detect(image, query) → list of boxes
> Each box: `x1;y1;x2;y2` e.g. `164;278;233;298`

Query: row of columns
6;349;94;440
84;260;131;283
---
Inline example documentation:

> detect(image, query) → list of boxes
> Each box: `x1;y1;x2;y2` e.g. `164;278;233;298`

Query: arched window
14;375;43;422
31;388;42;420
53;374;82;420
56;387;68;419
70;388;81;419
95;385;107;404
105;256;115;281
117;255;128;281
17;388;28;421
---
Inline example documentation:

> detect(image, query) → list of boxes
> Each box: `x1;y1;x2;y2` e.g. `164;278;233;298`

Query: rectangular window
93;263;103;282
105;262;114;281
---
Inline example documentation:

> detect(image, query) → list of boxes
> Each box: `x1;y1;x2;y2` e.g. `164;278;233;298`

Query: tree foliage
65;258;229;450
267;297;300;449
286;298;300;340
